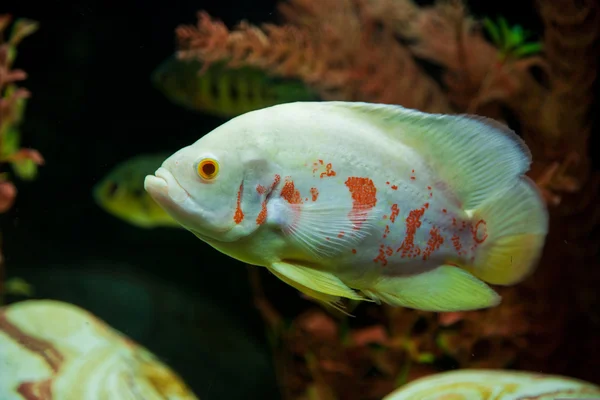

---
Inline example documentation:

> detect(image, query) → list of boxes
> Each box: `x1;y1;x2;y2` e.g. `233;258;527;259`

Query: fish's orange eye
197;158;219;180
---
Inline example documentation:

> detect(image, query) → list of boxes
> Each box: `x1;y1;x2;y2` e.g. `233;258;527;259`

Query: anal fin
266;261;367;312
362;265;501;312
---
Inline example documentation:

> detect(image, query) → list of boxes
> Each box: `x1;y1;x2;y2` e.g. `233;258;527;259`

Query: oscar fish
143;101;549;312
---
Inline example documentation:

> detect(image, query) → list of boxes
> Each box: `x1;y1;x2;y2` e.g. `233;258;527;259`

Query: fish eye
197;158;219;180
106;182;118;197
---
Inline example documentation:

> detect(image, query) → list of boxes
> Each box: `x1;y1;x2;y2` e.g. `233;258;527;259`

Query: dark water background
0;0;556;399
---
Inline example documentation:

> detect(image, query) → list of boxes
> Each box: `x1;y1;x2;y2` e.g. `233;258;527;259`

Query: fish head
94;160;155;228
144;128;273;243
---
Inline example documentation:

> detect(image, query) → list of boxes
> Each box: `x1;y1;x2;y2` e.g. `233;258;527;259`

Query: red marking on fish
423;227;444;260
351;248;357;254
320;162;336;178
451;234;463;255
472;219;488;244
396;205;426;258
256;174;280;225
234;182;244;224
390;204;400;223
383;215;388;220
391;185;398;190
345;177;377;230
374;244;388;266
386;181;390;185
310;187;319;201
281;178;303;204
442;208;447;213
338;231;345;238
383;225;390;238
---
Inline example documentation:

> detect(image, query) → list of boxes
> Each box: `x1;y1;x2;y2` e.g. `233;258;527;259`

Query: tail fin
466;176;549;285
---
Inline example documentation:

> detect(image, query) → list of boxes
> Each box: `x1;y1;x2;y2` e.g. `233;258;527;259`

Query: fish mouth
145;167;237;242
145;167;190;205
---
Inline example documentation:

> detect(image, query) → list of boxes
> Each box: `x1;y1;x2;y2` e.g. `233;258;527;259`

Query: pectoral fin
362;264;501;312
267;261;366;311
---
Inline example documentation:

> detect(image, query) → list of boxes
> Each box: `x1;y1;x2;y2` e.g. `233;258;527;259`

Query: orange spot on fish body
256;184;267;195
383;225;390;238
281;178;303;204
451;234;463;255
338;231;345;238
345;177;377;230
256;207;267;225
351;248;357;254
256;174;281;225
442;209;447;213
386;181;390;185
319;163;336;178
390;204;400;223
396;205;426;258
391;185;398;190
310;187;319;202
374;244;388;266
234;183;245;224
472;219;488;244
423;227;444;260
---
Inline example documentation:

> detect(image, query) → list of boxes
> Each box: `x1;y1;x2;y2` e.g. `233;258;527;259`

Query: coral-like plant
174;0;600;398
0;15;44;305
0;15;43;214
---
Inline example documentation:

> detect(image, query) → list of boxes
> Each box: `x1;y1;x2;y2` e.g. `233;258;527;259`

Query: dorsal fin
326;102;532;210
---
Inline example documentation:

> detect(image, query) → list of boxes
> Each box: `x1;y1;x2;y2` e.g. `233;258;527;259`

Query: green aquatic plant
482;16;543;61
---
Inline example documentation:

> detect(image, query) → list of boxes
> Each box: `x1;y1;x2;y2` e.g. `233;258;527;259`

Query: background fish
93;153;180;229
144;101;548;313
151;56;320;118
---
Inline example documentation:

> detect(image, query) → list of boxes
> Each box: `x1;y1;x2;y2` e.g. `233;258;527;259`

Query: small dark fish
151;56;320;117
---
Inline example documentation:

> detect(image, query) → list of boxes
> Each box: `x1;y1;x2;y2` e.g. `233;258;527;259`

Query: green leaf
483;17;501;46
498;17;512;47
513;42;543;58
11;158;38;180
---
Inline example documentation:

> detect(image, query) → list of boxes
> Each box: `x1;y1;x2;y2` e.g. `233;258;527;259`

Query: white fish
144;101;549;312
